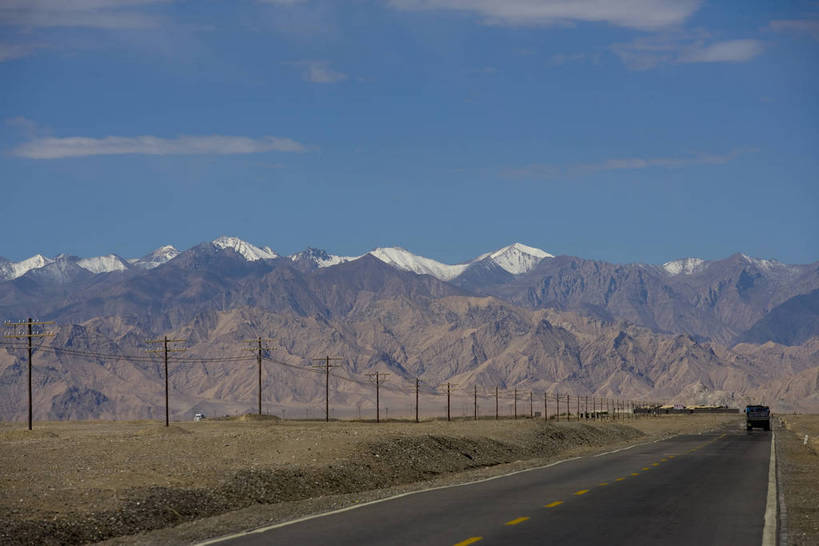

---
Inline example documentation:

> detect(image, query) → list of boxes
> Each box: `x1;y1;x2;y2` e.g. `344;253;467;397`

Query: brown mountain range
1;245;817;421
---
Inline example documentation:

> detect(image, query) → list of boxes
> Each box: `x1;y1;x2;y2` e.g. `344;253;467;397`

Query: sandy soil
779;415;819;545
0;414;738;545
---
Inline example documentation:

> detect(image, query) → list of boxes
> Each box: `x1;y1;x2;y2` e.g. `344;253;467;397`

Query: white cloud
388;0;702;30
550;52;600;65
296;61;348;83
5;117;43;139
679;39;764;63
12;135;307;159
0;43;42;62
770;19;819;41
0;0;170;29
503;150;744;179
612;33;764;70
572;151;742;174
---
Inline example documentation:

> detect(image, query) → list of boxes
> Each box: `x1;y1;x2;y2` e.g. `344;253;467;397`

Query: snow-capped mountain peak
128;245;180;269
663;257;707;275
211;236;277;261
76;254;130;274
289;248;358;269
3;254;55;280
368;247;469;281
740;254;783;271
480;242;554;275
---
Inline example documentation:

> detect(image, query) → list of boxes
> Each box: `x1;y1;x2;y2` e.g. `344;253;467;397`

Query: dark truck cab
745;405;770;431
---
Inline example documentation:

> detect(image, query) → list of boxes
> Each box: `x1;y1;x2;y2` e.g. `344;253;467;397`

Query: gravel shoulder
0;414;738;545
779;415;819;545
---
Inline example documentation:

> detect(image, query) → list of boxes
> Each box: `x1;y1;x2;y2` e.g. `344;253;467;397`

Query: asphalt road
214;426;772;546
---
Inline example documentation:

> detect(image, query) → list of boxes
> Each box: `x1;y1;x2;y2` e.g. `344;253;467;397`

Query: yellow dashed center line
452;436;727;546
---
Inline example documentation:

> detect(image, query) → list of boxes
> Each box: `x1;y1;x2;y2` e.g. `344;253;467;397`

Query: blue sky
1;0;817;265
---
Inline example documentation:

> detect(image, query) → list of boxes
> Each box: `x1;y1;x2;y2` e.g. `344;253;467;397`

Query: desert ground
779;414;819;545
0;413;781;545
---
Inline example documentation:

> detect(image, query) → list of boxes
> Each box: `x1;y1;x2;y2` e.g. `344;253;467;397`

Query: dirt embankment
779;415;819;545
0;415;735;545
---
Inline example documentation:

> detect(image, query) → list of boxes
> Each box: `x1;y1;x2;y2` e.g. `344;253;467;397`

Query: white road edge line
197;433;685;545
196;456;584;545
762;431;777;546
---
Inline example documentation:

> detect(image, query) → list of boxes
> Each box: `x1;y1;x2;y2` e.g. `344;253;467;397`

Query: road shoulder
778;416;819;545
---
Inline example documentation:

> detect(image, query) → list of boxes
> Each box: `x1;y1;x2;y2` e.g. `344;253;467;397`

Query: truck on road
745;405;770;431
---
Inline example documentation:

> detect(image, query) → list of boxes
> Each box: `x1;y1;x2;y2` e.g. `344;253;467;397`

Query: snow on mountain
289;248;358;269
129;245;180;269
663;257;707;275
1;254;55;280
76;254;131;274
368;247;470;281
211;236;277;261
367;243;553;281
480;243;554;275
740;254;784;272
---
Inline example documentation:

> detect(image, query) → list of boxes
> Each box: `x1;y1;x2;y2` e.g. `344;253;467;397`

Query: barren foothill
1;414;738;545
779;415;819;545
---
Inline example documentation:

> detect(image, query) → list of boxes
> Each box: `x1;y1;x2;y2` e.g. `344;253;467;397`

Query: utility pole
577;395;580;420
529;391;535;419
447;382;451;421
415;377;420;423
474;385;478;421
312;356;341;422
567;394;571;422
585;395;588;420
367;372;389;423
544;392;548;421
513;387;518;419
445;383;458;421
4;318;55;430
555;392;560;422
244;337;274;415
495;386;499;420
147;336;186;427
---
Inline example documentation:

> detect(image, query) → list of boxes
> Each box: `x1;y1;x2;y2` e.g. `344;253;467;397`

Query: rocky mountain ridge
1;237;816;420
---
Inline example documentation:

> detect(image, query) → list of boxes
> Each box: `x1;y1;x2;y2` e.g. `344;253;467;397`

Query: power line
312;356;342;422
244;337;276;416
366;371;389;423
146;336;186;427
3;318;55;430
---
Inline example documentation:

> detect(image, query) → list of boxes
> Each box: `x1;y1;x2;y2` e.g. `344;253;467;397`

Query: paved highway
212;426;772;546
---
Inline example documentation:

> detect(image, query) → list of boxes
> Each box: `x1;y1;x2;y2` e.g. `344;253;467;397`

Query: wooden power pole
312;356;341;422
244;337;275;415
3;318;55;430
146;336;186;426
415;377;420;423
367;371;389;423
